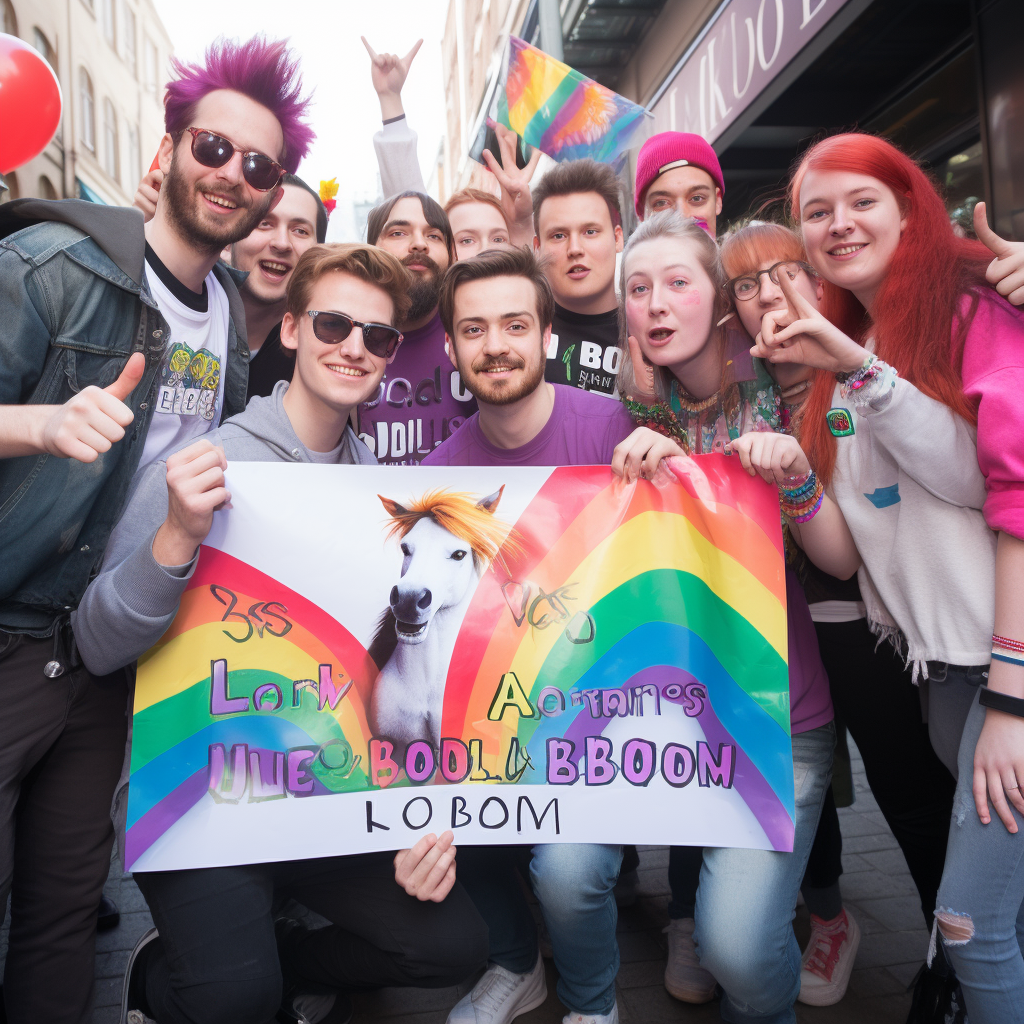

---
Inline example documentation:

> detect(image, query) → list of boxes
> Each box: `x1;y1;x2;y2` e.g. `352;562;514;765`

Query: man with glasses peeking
74;243;489;1024
0;36;312;1024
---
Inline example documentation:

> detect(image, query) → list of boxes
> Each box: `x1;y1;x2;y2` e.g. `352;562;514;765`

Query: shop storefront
643;0;1024;237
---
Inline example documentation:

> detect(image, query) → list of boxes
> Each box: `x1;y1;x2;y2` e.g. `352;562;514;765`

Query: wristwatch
980;686;1024;719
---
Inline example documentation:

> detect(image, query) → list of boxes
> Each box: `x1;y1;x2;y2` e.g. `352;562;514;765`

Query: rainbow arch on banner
439;460;793;849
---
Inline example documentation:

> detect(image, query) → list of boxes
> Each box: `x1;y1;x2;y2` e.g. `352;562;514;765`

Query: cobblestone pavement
0;746;928;1023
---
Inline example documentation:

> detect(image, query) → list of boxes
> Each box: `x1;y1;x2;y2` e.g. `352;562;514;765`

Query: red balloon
0;33;63;175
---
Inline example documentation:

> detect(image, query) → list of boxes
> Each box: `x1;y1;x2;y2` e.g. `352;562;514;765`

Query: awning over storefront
76;178;108;204
520;0;670;89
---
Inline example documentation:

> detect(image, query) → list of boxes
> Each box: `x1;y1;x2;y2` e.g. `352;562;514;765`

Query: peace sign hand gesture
362;37;423;121
481;123;541;247
974;201;1024;307
751;269;868;374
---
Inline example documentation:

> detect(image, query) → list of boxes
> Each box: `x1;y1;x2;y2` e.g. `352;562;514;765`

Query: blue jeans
936;689;1024;1024
694;723;835;1024
458;843;623;1014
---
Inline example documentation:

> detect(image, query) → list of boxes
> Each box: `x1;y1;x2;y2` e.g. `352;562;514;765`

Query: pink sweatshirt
960;290;1024;540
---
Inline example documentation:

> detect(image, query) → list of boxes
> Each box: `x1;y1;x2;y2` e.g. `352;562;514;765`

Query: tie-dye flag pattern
498;36;650;166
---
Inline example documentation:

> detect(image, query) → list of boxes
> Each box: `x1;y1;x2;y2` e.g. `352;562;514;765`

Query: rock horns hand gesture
362;37;423;119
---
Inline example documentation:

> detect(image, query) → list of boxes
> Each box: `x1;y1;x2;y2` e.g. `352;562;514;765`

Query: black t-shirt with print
544;304;622;398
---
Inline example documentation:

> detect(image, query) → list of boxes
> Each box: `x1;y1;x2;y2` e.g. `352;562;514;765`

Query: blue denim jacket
0;199;249;633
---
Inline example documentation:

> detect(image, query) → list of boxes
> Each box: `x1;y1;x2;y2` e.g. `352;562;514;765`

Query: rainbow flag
498;36;650;167
126;460;792;871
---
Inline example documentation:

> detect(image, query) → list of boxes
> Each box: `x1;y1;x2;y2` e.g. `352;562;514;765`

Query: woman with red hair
753;131;1024;1022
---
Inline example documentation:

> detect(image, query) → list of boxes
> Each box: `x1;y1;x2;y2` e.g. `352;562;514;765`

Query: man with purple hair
136;35;314;472
0;34;311;1024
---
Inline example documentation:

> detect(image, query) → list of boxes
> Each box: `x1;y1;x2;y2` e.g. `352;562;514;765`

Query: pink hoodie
960;290;1024;540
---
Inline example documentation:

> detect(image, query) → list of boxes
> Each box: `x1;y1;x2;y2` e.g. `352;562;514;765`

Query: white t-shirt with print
139;264;230;471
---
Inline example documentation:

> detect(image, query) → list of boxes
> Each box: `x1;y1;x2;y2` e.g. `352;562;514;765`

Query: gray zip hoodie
73;381;375;675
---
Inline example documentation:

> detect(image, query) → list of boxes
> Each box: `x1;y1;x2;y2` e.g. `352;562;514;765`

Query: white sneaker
562;1003;619;1024
446;952;547;1023
663;918;716;1004
798;908;860;1006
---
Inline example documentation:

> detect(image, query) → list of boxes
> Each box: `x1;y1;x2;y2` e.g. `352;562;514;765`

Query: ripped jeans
936;688;1024;1024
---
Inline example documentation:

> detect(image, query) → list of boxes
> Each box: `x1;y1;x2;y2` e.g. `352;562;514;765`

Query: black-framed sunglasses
186;127;285;192
306;311;403;359
726;260;817;302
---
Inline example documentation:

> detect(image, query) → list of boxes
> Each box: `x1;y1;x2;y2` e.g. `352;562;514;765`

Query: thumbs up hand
38;352;146;462
974;201;1024;306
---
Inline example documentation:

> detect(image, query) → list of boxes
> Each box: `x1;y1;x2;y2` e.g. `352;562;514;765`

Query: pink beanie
634;132;725;217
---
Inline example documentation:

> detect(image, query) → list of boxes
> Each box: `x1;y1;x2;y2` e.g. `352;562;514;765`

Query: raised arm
481;123;541;248
363;36;426;196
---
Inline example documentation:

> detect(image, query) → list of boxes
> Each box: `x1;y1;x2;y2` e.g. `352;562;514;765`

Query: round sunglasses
186;127;285;192
306;311;403;359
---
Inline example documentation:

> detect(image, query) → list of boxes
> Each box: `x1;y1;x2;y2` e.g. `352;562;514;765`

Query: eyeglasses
186;127;285;192
306;311;403;359
726;261;817;302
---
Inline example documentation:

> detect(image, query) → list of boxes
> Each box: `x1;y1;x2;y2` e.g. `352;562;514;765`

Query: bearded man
362;190;477;464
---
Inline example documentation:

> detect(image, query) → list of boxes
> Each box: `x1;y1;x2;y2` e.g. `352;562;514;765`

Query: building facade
1;0;174;207
440;0;1024;238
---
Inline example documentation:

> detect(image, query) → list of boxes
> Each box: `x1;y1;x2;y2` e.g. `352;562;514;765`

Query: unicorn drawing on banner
369;487;515;749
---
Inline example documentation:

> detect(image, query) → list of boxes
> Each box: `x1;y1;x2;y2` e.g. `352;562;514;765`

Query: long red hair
790;133;991;485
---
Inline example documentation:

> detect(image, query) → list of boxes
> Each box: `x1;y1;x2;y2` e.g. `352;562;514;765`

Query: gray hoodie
73;381;375;675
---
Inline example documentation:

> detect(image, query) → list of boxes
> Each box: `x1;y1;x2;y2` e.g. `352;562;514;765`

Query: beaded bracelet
783;489;822;518
835;353;875;384
790;489;825;523
994;634;1024;654
839;354;879;398
779;470;825;523
779;470;817;498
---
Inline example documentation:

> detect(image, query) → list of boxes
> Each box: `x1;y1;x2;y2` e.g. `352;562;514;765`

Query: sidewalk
0;745;929;1022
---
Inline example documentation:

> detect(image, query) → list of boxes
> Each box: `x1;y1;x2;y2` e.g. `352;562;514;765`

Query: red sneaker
798;908;861;1006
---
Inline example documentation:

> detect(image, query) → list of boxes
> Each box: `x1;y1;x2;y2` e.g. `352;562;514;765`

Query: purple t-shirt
784;566;834;735
421;383;635;467
357;313;477;465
